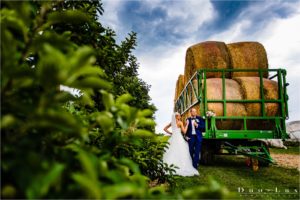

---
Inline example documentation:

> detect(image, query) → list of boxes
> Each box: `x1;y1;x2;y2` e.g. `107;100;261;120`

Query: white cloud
138;43;190;133
101;0;216;46
160;0;215;34
262;14;300;121
208;19;252;42
100;0;121;31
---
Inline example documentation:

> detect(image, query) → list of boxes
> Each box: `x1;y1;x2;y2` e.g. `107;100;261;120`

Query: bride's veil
171;112;180;133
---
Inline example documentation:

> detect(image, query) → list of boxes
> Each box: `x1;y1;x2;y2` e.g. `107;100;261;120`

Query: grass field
270;146;300;155
171;147;300;200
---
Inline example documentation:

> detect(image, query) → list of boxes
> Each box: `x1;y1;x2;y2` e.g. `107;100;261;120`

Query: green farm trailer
174;68;289;169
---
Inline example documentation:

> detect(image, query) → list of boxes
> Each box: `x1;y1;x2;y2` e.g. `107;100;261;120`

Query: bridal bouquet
206;110;216;118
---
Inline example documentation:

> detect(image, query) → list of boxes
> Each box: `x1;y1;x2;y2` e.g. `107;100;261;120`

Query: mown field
171;146;300;200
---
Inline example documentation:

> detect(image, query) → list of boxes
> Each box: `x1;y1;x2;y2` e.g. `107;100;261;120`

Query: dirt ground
271;153;300;170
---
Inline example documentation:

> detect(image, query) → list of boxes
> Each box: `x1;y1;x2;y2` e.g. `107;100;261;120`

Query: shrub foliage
1;1;233;199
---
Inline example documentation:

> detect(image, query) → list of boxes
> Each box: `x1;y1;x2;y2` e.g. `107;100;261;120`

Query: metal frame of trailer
174;68;289;167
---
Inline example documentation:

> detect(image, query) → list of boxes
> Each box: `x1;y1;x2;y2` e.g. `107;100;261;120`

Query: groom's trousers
188;135;202;168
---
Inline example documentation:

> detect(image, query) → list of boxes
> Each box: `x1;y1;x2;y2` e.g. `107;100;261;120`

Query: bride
163;112;199;176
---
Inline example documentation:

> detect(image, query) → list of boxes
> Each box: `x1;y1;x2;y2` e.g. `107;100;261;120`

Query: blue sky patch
209;0;252;31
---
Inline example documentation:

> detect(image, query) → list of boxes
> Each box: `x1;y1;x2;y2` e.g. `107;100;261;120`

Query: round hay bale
233;77;261;116
178;79;199;107
174;86;178;104
227;42;269;78
206;78;246;130
184;61;190;86
190;79;199;104
263;79;279;116
184;41;231;82
184;78;246;130
177;75;185;97
174;74;185;102
233;77;279;117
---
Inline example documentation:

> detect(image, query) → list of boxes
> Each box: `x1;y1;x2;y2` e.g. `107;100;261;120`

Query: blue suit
186;116;205;169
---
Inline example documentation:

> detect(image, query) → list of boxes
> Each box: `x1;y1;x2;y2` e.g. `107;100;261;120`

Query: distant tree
51;1;156;114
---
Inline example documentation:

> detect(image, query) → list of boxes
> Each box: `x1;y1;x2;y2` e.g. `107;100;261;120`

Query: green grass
269;146;300;155
171;155;300;200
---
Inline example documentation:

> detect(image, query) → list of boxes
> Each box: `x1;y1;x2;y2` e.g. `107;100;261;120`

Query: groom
185;108;205;169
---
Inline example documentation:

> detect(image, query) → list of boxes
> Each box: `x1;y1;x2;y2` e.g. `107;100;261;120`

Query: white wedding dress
163;114;199;176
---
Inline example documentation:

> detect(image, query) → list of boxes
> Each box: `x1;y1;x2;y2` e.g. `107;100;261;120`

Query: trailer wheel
200;142;215;165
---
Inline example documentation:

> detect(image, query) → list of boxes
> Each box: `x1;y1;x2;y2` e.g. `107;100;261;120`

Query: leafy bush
1;1;233;199
1;1;172;198
114;135;178;185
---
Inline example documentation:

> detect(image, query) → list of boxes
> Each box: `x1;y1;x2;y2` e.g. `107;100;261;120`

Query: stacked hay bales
174;41;279;130
227;42;269;78
206;78;246;116
184;41;231;82
263;79;279;116
181;78;246;129
233;77;279;130
191;79;199;104
190;78;247;117
206;79;247;130
174;74;184;102
234;77;279;130
183;41;269;83
233;77;279;116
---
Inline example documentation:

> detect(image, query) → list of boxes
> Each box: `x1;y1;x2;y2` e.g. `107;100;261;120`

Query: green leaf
101;90;115;110
80;90;94;106
54;91;76;102
116;93;133;105
103;183;141;199
119;158;140;174
48;10;90;25
138;109;153;118
98;160;109;175
94;111;114;134
72;173;101;199
69;46;95;70
1;9;28;42
138;118;156;127
31;31;74;53
73;77;111;90
77;150;98;181
37;44;67;86
133;129;153;138
66;66;106;84
26;163;65;199
1;115;16;129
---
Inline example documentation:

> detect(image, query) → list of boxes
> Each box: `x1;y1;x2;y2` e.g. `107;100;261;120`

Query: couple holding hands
163;108;205;176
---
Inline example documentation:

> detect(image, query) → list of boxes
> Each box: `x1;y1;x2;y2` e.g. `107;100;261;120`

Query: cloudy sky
100;0;300;133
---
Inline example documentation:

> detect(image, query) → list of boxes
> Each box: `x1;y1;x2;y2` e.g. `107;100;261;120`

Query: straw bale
184;41;231;83
233;77;279;117
227;42;269;78
184;78;246;129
